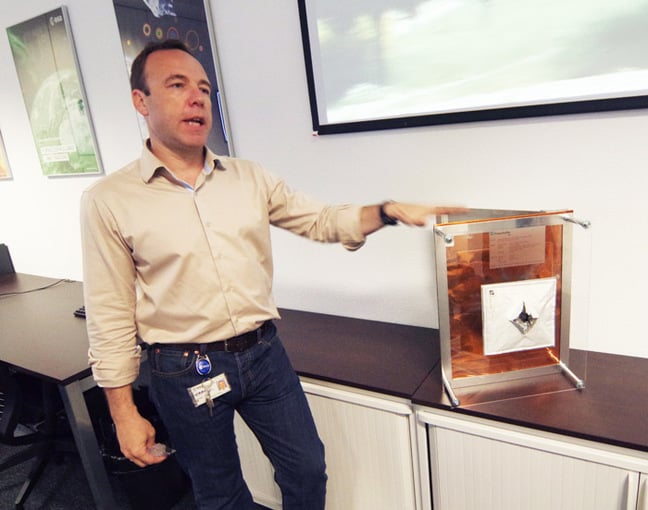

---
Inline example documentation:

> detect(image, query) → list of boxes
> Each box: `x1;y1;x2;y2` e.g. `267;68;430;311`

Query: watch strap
379;202;398;226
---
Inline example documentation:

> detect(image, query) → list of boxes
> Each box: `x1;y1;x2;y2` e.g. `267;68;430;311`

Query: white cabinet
417;408;648;510
235;379;423;510
235;379;648;510
639;473;648;510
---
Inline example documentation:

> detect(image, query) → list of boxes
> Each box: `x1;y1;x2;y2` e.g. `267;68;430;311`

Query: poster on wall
112;0;230;156
7;7;103;177
0;132;12;180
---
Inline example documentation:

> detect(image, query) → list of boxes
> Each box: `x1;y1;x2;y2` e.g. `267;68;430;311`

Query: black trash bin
103;450;190;510
88;386;191;510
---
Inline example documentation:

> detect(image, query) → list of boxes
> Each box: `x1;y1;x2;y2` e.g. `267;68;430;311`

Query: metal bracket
434;227;454;245
561;215;591;229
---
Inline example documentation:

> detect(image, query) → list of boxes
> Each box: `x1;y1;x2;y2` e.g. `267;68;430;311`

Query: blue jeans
147;322;327;510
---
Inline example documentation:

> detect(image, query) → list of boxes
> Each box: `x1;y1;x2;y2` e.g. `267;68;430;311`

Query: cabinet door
304;387;417;510
430;426;637;510
236;381;418;510
639;473;648;510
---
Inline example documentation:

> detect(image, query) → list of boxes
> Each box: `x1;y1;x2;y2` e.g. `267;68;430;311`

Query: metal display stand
432;209;590;407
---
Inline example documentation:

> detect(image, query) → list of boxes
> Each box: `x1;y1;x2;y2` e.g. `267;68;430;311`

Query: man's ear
132;89;149;117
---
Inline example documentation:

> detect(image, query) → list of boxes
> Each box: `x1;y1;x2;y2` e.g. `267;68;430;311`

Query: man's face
133;49;213;154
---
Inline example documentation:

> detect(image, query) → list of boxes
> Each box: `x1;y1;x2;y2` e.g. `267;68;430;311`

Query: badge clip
195;354;212;376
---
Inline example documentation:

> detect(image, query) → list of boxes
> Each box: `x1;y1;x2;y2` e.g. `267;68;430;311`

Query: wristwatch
379;201;399;226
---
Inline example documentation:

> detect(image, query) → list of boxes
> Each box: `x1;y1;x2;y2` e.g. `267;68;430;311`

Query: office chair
0;243;15;275
0;363;75;508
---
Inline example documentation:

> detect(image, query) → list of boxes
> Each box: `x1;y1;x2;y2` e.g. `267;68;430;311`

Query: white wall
1;0;647;359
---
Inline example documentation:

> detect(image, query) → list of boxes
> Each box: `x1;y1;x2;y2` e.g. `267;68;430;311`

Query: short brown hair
130;40;193;95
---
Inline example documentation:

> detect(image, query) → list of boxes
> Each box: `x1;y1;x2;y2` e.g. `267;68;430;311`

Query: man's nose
188;86;207;106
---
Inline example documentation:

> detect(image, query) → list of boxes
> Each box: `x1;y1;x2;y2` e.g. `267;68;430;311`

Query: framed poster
0;132;11;180
112;0;230;156
7;7;103;177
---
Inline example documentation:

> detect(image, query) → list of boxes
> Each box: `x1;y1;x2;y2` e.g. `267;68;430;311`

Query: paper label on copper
489;226;545;269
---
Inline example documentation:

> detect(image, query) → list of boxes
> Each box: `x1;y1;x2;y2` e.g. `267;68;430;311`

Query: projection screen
298;0;648;134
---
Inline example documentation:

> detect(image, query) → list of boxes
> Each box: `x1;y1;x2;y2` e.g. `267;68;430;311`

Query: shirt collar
138;141;225;183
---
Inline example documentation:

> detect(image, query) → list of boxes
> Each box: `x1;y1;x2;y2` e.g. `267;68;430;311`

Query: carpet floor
0;443;270;509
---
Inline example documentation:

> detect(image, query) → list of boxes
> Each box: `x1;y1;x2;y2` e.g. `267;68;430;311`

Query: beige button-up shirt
81;146;365;387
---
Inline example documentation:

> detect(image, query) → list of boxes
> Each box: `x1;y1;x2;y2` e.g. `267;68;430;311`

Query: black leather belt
152;321;271;353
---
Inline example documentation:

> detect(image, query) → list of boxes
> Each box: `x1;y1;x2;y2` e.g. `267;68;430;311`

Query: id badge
187;373;231;407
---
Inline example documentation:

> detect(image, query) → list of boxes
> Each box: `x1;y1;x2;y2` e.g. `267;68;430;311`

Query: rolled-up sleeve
80;185;142;388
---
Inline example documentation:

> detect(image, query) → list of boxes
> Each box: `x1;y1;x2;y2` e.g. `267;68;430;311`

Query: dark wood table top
277;307;648;454
276;308;439;399
0;273;90;384
412;349;648;453
4;273;646;454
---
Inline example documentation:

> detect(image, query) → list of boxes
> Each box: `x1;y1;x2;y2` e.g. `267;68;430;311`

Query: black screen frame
297;0;648;135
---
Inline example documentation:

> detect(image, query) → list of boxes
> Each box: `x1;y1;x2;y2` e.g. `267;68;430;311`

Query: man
80;40;461;509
